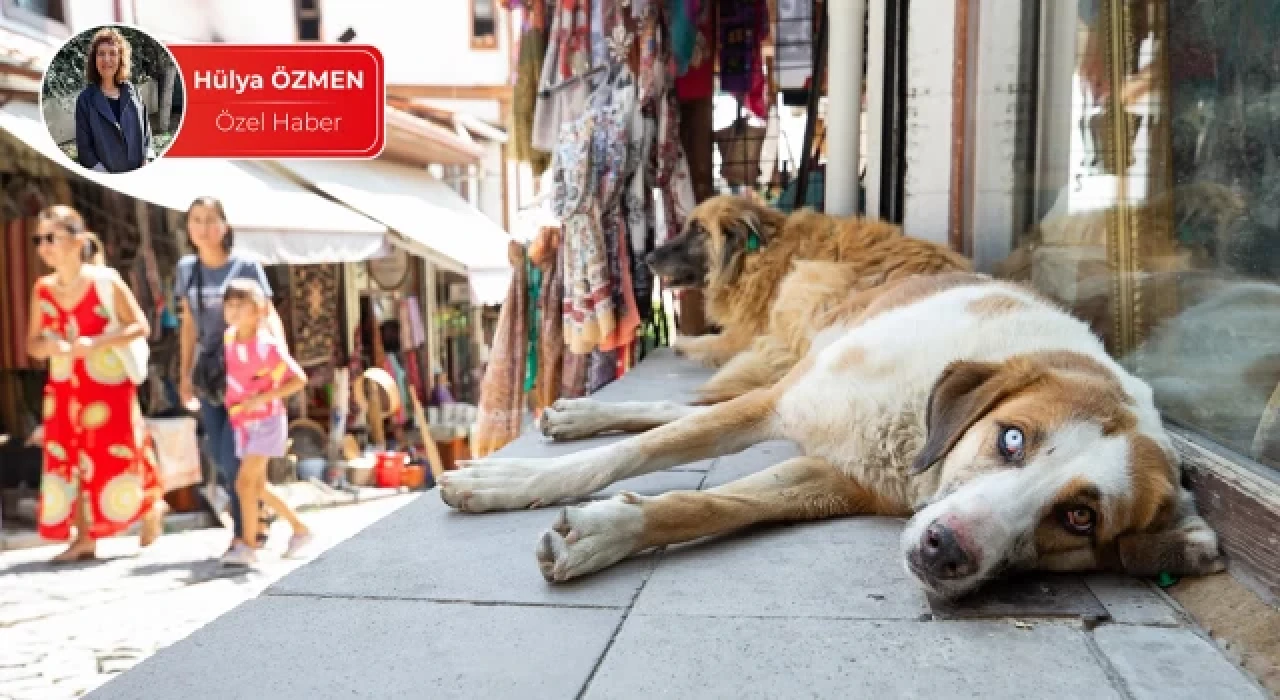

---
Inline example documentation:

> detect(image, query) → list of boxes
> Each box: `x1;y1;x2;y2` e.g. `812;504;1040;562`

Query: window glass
1005;0;1280;468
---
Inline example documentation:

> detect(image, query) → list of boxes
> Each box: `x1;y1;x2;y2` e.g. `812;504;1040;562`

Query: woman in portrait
74;27;154;174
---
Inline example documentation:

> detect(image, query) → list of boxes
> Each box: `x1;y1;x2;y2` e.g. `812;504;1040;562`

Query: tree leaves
42;27;173;100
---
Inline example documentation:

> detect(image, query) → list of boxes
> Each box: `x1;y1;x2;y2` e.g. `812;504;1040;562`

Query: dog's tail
692;336;796;405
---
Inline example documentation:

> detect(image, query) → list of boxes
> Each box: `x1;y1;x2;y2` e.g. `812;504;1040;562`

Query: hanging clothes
592;67;643;353
511;0;553;175
472;242;531;458
532;227;564;414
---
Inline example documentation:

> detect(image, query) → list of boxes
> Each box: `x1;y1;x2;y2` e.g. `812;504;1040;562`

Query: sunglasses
31;233;58;246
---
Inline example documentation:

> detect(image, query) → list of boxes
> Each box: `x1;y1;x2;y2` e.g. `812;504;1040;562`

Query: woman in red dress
25;205;163;562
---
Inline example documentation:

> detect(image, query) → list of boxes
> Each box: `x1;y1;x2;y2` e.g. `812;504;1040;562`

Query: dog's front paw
536;493;646;582
439;458;558;513
539;398;610;442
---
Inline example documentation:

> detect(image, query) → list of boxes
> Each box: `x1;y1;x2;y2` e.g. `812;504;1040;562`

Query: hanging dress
36;280;160;541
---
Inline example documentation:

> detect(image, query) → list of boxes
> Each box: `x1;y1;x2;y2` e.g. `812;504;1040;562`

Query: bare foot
139;501;168;548
51;540;96;563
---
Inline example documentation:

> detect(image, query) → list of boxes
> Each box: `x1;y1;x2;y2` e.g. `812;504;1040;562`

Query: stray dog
648;195;970;403
441;273;1224;599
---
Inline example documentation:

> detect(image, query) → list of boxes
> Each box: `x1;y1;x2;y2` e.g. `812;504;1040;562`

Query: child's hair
224;278;267;309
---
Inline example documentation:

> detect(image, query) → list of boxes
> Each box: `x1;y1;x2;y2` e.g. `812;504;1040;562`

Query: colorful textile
472;242;530;458
532;227;564;414
674;0;714;99
401;296;427;349
35;280;160;541
555;101;617;353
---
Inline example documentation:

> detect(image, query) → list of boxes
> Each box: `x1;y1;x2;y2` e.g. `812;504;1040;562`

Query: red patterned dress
36;280;160;541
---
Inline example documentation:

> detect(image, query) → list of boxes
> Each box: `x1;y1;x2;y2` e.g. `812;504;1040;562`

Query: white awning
0;101;390;265
275;158;514;304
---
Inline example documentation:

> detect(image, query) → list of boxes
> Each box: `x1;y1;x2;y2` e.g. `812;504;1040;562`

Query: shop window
471;0;498;50
3;0;69;36
294;0;321;41
1002;0;1280;471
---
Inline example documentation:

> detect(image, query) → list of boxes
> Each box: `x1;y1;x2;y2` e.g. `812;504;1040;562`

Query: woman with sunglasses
25;205;164;562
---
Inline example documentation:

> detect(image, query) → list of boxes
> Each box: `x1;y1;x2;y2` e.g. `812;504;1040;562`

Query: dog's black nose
920;522;973;580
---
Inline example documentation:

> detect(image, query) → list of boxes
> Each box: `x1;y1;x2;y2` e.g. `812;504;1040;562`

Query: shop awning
0;101;390;265
275;158;514;304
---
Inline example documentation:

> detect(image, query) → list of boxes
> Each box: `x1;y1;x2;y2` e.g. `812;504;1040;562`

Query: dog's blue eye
998;427;1025;459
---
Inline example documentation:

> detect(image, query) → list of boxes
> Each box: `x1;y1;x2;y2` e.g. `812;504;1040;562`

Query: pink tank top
224;328;300;428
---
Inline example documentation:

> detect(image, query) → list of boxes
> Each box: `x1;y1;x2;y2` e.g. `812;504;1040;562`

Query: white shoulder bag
92;265;150;384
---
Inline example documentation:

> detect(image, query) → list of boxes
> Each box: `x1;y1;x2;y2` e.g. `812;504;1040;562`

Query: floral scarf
472;242;530;458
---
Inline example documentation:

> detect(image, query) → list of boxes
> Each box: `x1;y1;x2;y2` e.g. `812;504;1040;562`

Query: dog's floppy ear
1112;488;1225;577
911;360;1039;474
717;210;766;282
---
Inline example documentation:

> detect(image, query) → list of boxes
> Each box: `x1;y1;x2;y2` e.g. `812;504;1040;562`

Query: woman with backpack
176;197;284;567
25;205;164;562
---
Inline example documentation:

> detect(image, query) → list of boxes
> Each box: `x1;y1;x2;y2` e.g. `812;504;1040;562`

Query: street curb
0;485;424;552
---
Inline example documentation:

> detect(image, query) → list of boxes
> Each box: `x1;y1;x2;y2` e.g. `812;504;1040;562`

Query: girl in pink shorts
221;278;313;566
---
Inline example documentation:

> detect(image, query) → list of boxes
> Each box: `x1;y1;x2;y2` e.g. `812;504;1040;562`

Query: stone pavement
0;494;415;700
88;351;1271;699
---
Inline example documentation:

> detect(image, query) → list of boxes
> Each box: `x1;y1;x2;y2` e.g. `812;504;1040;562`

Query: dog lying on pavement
441;273;1224;599
648;195;971;405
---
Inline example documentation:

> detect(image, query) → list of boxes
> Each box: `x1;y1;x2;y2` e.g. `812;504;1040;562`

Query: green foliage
41;26;173;100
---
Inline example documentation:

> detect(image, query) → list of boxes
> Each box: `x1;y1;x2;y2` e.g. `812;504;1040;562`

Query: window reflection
999;0;1280;468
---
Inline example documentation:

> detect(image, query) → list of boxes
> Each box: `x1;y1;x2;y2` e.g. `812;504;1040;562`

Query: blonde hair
37;205;105;265
85;27;131;86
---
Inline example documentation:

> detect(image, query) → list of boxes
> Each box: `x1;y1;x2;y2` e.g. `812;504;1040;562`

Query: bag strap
93;266;119;325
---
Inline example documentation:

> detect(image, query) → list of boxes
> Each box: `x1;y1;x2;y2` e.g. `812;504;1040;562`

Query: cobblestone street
0;495;416;700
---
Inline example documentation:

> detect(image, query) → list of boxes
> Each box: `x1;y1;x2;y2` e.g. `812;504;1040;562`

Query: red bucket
374;452;406;488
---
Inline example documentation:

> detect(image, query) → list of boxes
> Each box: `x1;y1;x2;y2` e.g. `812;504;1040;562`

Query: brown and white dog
440;273;1224;599
648;195;970;397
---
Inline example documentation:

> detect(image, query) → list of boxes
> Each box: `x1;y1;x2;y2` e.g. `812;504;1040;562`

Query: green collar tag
746;231;761;252
1156;571;1179;588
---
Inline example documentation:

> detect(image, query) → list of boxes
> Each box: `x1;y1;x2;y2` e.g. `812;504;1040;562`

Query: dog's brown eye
1062;506;1096;535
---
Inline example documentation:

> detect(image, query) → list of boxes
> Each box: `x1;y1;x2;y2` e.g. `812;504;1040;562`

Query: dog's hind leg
535;456;906;582
441;389;783;513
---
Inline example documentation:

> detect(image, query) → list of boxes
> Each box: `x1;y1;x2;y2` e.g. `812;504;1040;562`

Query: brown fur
678;197;971;402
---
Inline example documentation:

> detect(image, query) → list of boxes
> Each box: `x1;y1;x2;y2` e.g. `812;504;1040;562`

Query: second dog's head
647;195;779;291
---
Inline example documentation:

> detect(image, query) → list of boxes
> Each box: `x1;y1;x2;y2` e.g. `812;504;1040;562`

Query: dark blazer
74;82;153;173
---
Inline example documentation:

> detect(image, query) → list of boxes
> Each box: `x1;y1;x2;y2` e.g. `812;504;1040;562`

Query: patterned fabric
556;0;593;80
36;280;160;541
513;23;553;175
531;227;564;414
593;67;642;352
555;103;617;353
472;243;530;458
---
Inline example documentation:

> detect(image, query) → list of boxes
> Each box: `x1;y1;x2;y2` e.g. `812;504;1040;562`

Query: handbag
187;257;246;405
145;416;202;492
92;266;149;384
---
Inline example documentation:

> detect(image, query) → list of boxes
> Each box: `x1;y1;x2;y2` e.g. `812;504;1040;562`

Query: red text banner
165;44;384;159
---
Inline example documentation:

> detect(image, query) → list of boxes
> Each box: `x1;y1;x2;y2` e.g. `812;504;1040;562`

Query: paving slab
1084;574;1181;626
699;440;804;489
1091;625;1269;700
633;517;930;620
268;494;653;606
88;595;623;700
928;573;1109;622
584;615;1121;699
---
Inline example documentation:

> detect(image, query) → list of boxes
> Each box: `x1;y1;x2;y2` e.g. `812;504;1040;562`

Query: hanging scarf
718;0;762;94
531;227;564;414
556;0;593;80
592;67;642;353
554;107;617;353
524;254;541;394
472;242;531;458
513;18;552;175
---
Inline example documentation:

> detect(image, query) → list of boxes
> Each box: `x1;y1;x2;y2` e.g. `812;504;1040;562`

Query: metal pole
825;0;867;216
